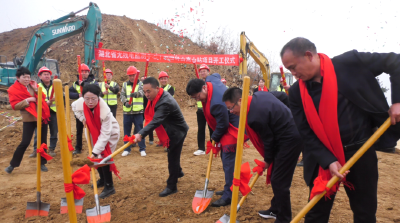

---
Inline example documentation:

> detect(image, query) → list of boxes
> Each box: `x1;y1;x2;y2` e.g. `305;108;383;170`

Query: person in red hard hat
99;68;120;118
221;78;228;88
120;66;147;157
158;71;175;97
193;64;214;156
69;63;99;155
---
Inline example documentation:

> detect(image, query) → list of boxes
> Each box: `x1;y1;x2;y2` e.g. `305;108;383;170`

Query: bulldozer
0;2;102;106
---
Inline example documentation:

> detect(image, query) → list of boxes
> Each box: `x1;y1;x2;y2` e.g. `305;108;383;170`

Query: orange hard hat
199;64;210;72
105;68;113;75
221;78;226;83
38;66;52;75
127;66;137;75
158;71;169;79
80;63;90;72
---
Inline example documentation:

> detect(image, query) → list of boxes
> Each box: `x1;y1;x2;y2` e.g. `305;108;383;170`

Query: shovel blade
192;190;214;214
25;201;50;218
86;205;111;223
90;161;114;168
216;214;240;223
60;197;84;214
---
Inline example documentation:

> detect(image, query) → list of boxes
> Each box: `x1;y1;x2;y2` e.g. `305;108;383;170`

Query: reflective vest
197;101;203;108
162;84;175;97
72;80;96;94
100;81;118;106
277;85;285;92
38;83;56;112
123;82;144;112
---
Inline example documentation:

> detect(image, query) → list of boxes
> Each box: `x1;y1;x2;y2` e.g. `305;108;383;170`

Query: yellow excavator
239;31;293;91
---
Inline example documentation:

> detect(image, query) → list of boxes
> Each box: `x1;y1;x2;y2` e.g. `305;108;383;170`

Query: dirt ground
0;107;400;223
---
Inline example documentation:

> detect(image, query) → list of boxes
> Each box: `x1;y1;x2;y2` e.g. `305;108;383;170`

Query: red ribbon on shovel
123;135;136;144
252;159;266;176
230;162;253;196
67;135;74;151
206;141;221;157
37;143;53;161
64;165;91;200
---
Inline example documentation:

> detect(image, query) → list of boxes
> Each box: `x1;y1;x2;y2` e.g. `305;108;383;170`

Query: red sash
8;80;50;123
202;82;238;152
258;86;268;92
299;53;352;199
144;88;170;148
244;96;273;184
84;101;120;179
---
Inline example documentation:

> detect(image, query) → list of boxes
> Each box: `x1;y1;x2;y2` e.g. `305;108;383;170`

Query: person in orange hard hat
99;68;120;118
69;63;99;155
120;66;146;157
193;64;214;156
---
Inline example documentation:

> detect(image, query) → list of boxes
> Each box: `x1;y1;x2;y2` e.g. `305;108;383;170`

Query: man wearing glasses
186;73;241;207
222;87;303;222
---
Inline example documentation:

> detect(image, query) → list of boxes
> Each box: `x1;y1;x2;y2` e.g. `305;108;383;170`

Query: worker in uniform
221;78;228;88
120;66;146;157
277;78;291;92
158;71;175;97
30;66;58;158
99;68;120;118
193;64;213;156
186;73;240;207
69;63;98;155
223;87;303;222
134;77;188;197
282;37;400;223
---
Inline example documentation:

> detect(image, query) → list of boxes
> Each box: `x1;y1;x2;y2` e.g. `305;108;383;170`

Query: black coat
138;91;189;142
289;50;400;185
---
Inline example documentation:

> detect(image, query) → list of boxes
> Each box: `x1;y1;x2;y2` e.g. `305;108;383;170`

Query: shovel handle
238;173;259;208
86;128;99;195
36;87;43;193
205;140;215;180
291;117;392;223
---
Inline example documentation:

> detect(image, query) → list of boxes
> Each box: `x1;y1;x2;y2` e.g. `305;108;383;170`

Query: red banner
95;48;239;66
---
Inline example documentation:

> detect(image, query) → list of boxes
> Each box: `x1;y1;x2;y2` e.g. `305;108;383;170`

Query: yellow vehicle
239;32;293;91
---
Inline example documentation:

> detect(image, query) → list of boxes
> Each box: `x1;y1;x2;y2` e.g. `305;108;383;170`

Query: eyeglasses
191;92;201;101
227;101;238;112
83;97;99;102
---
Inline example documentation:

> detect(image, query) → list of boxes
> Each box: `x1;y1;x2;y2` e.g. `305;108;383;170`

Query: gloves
124;102;132;108
130;92;140;98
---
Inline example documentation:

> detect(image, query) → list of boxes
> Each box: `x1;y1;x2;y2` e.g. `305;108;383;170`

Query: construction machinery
0;2;102;105
239;32;293;91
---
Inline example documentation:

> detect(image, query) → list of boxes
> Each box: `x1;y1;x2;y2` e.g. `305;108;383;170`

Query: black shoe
41;164;48;172
178;171;184;178
5;165;14;174
159;187;177;197
99;186;116;199
73;150;82;155
29;150;37;158
92;179;105;188
258;209;277;219
211;198;230;207
376;147;396;154
49;149;56;157
215;190;224;196
297;159;304;166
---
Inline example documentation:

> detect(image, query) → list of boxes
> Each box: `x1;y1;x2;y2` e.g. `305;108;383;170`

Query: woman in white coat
72;84;120;199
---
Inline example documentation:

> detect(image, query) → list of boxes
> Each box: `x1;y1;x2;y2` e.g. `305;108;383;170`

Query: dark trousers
221;150;236;201
109;105;117;118
268;145;302;223
75;117;83;151
10;122;48;167
98;165;113;187
166;133;186;190
305;147;378;223
34;111;58;150
123;114;146;152
196;109;213;151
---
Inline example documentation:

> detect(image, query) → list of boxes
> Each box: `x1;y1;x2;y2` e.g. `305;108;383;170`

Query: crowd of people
4;37;400;223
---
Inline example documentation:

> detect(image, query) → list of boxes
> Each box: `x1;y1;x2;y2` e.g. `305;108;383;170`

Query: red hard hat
137;70;140;75
105;68;113;75
80;63;90;72
38;66;52;76
221;78;226;83
127;66;137;75
158;71;169;79
199;64;210;72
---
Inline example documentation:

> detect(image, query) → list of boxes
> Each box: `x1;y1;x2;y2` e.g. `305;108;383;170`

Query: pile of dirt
0;14;239;108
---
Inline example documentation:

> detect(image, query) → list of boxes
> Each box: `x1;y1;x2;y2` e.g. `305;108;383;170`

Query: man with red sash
223;87;303;222
281;37;400;223
134;77;189;197
186;73;240;207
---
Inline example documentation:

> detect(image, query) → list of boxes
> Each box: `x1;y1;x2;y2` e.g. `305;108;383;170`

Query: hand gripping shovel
93;136;136;168
192;140;216;214
26;86;50;218
85;128;111;223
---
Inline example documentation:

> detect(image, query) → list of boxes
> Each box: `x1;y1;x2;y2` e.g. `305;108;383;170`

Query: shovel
85;128;111;223
216;173;260;223
25;86;50;218
192;141;216;214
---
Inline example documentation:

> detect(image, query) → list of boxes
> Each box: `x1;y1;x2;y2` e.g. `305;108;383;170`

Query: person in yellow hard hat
99;68;120;118
120;66;146;157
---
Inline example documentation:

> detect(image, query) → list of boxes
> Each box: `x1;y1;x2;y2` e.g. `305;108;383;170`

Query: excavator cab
269;72;293;91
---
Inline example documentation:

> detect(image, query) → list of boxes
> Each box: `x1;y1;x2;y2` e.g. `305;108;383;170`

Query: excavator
239;31;293;91
0;2;102;105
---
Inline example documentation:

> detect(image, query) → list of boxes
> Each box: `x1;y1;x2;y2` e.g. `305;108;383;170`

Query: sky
1;0;399;104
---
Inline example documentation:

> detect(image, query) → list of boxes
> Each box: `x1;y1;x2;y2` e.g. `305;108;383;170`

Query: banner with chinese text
95;48;239;66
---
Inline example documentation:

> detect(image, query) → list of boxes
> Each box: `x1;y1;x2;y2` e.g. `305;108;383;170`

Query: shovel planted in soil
85;128;111;223
216;173;260;223
192;141;216;214
25;87;50;218
60;198;84;214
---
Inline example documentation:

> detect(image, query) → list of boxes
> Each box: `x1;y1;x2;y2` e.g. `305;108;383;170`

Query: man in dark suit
282;37;400;223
